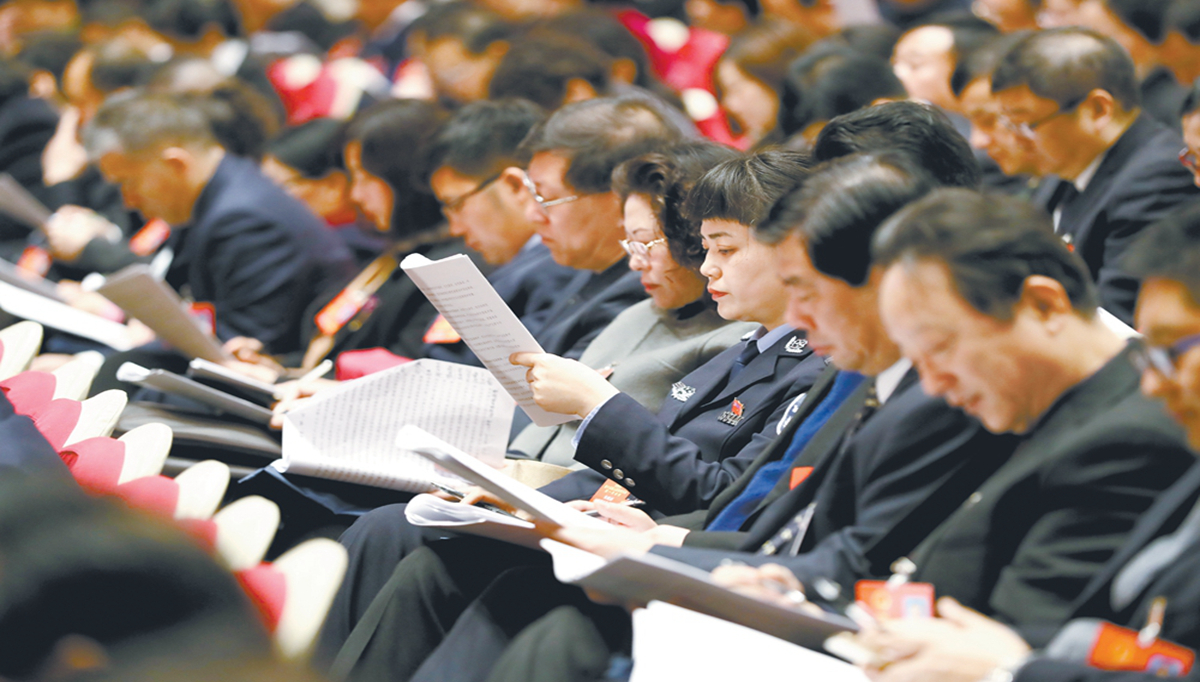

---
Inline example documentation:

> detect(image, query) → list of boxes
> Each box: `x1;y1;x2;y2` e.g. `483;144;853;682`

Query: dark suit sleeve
573;391;796;515
987;429;1194;625
1092;163;1198;323
1014;658;1191;682
205;210;313;350
783;407;999;590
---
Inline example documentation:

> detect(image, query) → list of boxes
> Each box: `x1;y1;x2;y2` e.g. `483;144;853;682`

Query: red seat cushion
0;372;56;415
236;564;287;632
335;347;411;381
115;476;180;517
30;399;82;451
62;437;127;494
177;518;220;553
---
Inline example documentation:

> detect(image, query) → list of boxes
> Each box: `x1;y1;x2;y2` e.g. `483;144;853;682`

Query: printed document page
401;253;573;427
277;360;512;492
98;264;231;362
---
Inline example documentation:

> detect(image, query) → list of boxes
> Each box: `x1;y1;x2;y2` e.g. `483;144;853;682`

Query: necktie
728;340;761;382
757;381;880;556
1111;498;1200;609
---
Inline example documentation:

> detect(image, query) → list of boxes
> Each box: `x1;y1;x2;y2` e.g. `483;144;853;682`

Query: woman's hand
510;352;620;418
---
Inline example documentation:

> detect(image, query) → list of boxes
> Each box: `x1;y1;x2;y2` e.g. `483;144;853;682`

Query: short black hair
1124;202;1200;302
191;78;280;161
267;118;346;178
813;100;981;188
872;188;1099;318
426;98;545;181
520;95;680;194
143;0;242;40
950;30;1032;96
612;140;740;270
1182;76;1200;117
345;99;450;234
778;46;905;137
84;89;218;157
16;30;83;88
833;24;903;60
681;149;813;228
89;38;159;94
488;33;610;111
1168;0;1200;41
991;27;1141;111
757;153;937;287
409;1;512;54
1101;0;1171;43
537;9;655;91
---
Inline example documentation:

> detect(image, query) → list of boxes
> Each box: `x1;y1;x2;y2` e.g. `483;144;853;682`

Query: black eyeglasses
1131;333;1200;379
441;173;502;215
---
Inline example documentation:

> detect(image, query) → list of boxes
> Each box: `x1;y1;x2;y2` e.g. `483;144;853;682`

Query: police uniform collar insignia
670;382;696;402
718;398;745;426
785;336;808;354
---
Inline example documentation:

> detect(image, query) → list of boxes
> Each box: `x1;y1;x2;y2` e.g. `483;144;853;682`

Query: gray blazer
508;299;754;467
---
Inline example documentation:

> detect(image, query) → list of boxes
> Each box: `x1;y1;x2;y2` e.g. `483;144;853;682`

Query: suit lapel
694;330;807;416
1059;116;1155;245
703;364;839;523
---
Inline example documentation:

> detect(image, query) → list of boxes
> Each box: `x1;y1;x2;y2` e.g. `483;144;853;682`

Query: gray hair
83;90;218;159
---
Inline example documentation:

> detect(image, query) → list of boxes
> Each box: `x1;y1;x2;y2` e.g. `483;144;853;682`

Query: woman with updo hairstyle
507;140;758;466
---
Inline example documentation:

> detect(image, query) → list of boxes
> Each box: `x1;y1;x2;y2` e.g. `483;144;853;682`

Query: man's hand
43;107;88;185
856;597;1032;682
510;351;620;418
269;377;341;428
711;563;811;609
44;206;119;261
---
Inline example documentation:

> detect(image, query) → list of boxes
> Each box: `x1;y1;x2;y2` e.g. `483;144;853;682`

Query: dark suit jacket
292;236;488;364
422;240;575;367
539;329;826;514
533;260;648;360
909;346;1195;627
654;370;1017;596
165;154;355;355
0;94;57;259
1057;115;1200;323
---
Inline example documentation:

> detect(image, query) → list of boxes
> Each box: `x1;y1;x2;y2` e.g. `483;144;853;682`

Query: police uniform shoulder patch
785;336;808;354
670;382;696;402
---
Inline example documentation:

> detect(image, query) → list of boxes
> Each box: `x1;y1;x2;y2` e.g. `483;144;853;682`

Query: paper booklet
0;259;65;301
97;264;232;363
630;601;869;682
538;539;857;651
116;362;274;425
0;281;136;350
400;253;573;428
400;424;608;529
276;360;514;492
187;358;279;401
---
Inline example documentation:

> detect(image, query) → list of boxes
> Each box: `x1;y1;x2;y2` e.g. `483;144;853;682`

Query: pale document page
631;601;870;682
0;281;135;350
277;360;512;492
401;253;573;427
98;264;232;362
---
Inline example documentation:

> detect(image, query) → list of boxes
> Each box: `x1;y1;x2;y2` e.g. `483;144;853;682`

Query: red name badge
314;288;367;336
1087;622;1195;676
129;218;171;256
789;466;814;490
187;302;216;336
591;479;634;504
17;245;51;277
855;580;936;620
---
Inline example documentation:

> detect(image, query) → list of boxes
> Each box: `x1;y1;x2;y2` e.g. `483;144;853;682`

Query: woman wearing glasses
511;149;827;515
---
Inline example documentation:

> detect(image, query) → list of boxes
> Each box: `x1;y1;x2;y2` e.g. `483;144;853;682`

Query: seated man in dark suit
990;27;1200;323
422;98;576;367
82;90;354;357
851;199;1200;682
327;154;1024;682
